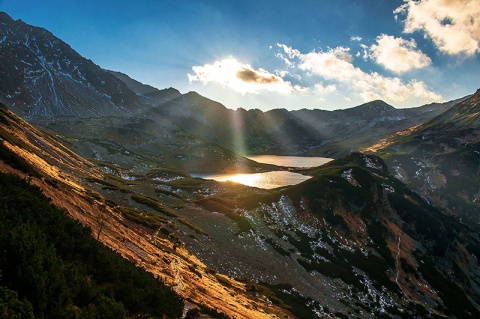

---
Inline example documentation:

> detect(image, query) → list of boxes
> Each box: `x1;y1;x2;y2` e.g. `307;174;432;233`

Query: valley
0;11;479;319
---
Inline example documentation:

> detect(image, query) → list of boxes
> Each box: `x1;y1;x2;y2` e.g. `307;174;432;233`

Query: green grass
413;251;479;318
104;173;139;185
115;206;169;230
0;141;41;177
177;218;209;236
130;194;178;217
92;160;133;172
85;177;133;194
0;129;26;149
154;188;188;201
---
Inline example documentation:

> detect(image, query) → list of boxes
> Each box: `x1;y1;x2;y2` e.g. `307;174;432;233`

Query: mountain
108;70;182;103
2;100;479;318
0;172;184;318
0;12;145;117
195;152;480;318
0;103;295;319
366;89;480;228
297;97;466;157
34;92;459;174
147;92;458;158
0;12;461;165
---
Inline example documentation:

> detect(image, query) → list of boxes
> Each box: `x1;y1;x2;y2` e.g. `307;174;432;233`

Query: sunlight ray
228;108;247;156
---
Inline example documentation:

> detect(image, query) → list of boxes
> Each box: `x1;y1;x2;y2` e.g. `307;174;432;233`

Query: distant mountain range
0;12;466;165
1;11;480;318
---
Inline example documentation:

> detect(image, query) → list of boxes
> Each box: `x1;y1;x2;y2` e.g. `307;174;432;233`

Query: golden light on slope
0;107;292;319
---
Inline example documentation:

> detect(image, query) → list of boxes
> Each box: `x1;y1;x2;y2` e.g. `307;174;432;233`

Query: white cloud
188;58;305;95
395;0;480;55
315;83;337;93
360;44;371;60
351;36;363;42
275;70;289;78
370;34;432;73
276;43;301;59
297;46;359;82
293;85;310;95
275;52;295;68
277;43;442;104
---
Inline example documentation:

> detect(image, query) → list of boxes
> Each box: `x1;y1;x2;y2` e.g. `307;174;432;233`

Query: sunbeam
228;108;247;155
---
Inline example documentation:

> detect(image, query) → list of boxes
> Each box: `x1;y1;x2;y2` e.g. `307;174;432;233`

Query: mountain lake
192;155;333;189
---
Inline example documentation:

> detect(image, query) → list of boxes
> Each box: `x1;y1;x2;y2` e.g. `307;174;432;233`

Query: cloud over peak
395;0;480;56
277;43;442;104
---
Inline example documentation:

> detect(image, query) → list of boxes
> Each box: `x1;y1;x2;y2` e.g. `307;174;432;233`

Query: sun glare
219;173;262;187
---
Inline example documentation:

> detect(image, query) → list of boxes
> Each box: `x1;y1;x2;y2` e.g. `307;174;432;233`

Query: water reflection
192;171;311;189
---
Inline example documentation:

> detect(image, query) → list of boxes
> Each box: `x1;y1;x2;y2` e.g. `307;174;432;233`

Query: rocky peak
108;70;182;105
0;11;14;23
422;87;480;129
346;100;403;120
0;12;143;117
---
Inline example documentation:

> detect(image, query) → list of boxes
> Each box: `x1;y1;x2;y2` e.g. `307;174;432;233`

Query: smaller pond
192;155;332;189
191;171;312;189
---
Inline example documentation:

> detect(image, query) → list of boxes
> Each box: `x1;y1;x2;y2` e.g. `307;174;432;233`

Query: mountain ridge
0;12;464;160
366;88;480;227
0;13;144;117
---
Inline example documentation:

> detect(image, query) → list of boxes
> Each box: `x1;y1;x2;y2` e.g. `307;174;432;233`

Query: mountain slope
2;98;480;318
0;12;144;117
108;70;182;103
0;103;295;319
0;172;184;318
366;89;480;227
298;98;466;157
185;152;480;318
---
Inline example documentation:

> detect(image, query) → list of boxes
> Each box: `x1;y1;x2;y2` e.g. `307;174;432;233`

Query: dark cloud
236;68;279;84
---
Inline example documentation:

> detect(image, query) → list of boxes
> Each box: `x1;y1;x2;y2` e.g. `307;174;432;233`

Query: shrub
0;173;184;318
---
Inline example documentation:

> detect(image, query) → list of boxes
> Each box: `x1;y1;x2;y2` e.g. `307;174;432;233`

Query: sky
1;0;479;111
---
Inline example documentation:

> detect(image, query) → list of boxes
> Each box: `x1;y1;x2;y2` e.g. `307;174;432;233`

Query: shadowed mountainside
366;89;480;228
0;12;148;117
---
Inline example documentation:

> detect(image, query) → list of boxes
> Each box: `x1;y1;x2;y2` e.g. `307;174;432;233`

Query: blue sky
1;0;479;111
